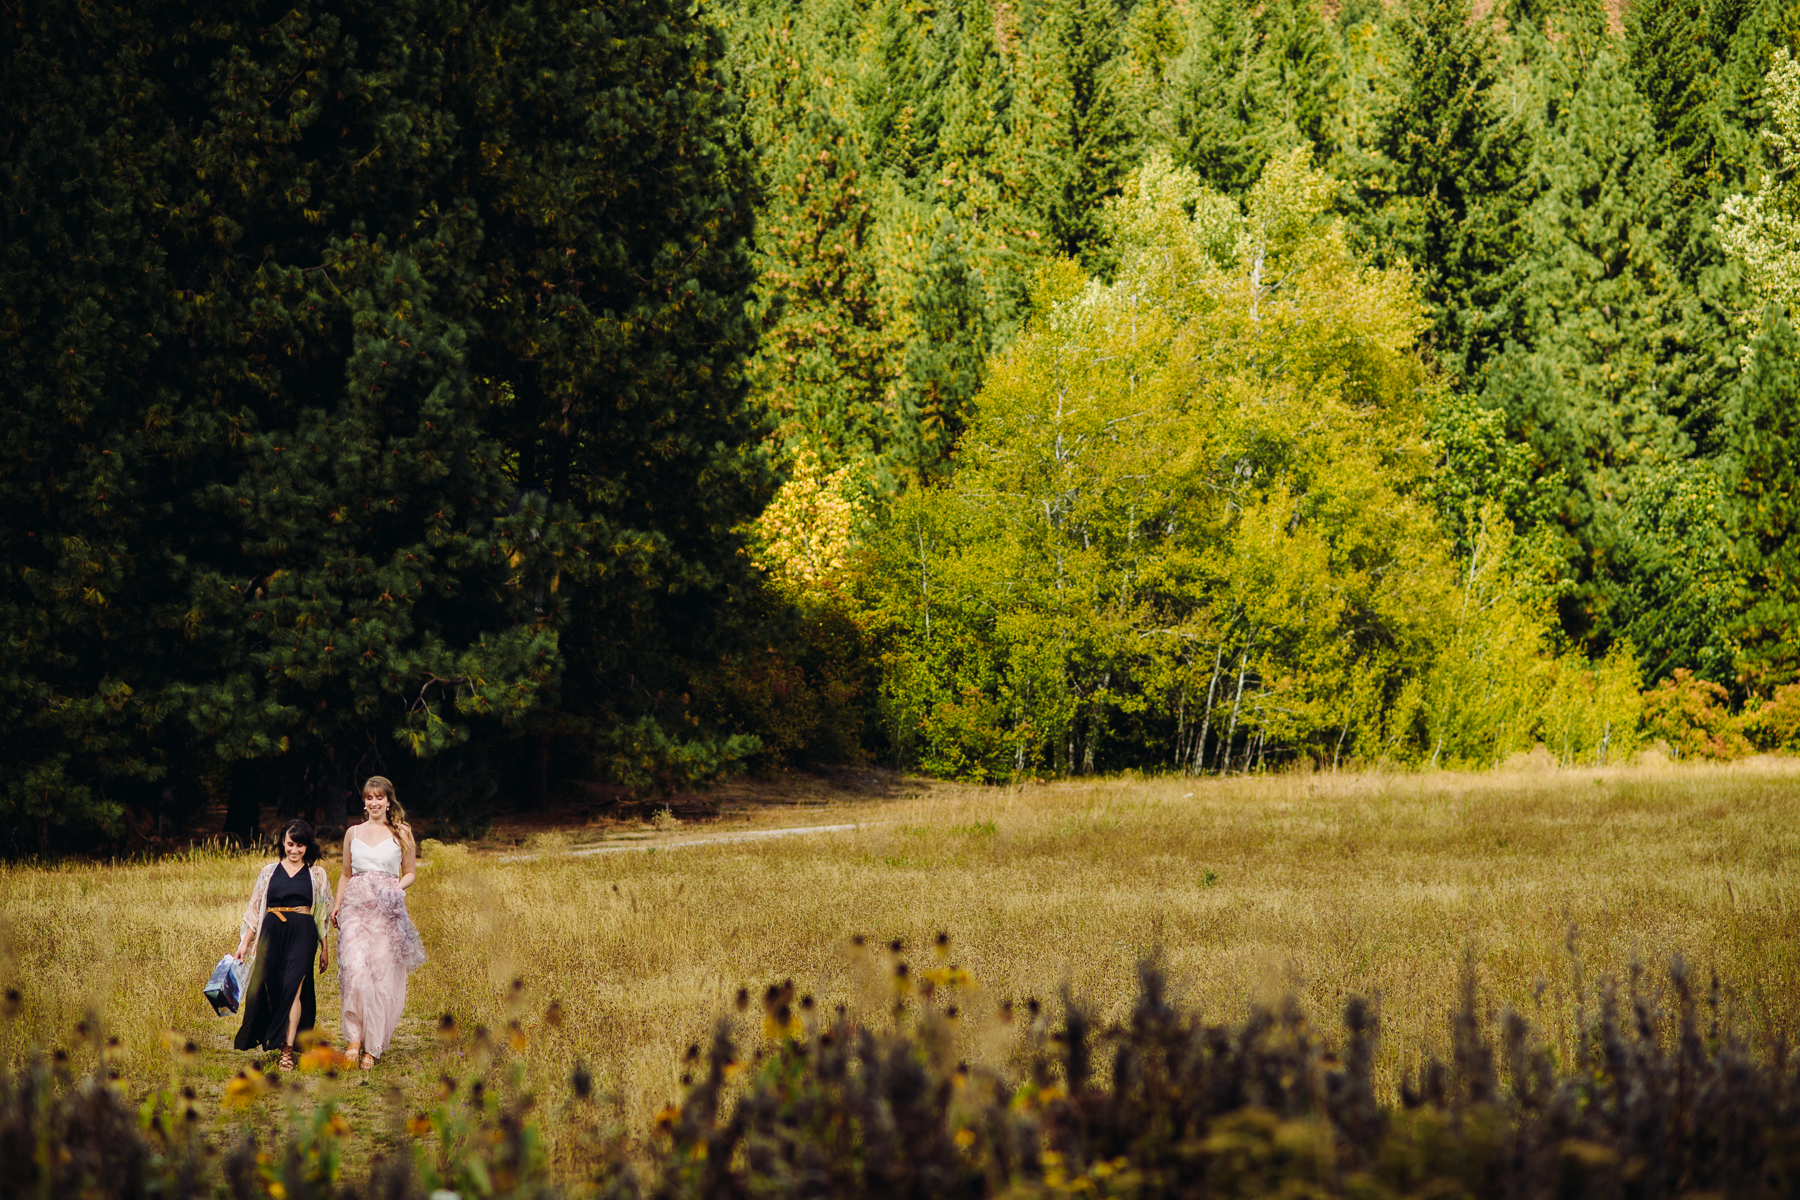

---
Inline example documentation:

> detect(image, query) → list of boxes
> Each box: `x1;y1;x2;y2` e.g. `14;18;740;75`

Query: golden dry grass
2;758;1797;1178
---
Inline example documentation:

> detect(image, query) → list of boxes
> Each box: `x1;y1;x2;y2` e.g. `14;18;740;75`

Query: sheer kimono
233;861;333;1051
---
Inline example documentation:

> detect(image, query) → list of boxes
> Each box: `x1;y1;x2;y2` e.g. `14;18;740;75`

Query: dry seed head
735;988;750;1012
935;931;950;957
571;1063;592;1099
544;999;564;1028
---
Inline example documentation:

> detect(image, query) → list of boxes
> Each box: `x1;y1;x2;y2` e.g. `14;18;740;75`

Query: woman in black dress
232;820;334;1069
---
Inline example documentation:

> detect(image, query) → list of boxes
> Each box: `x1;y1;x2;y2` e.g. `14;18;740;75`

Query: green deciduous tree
1721;50;1800;319
865;152;1469;776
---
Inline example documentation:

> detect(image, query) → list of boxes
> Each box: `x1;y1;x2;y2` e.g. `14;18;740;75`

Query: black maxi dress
233;865;318;1051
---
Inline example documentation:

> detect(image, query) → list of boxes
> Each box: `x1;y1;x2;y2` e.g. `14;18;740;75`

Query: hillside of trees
3;0;1799;846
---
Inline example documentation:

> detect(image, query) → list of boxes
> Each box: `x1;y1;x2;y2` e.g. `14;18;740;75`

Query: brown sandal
278;1045;297;1071
359;1051;376;1071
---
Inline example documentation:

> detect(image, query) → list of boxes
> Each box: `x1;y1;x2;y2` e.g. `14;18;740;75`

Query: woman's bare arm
397;826;417;890
330;825;355;924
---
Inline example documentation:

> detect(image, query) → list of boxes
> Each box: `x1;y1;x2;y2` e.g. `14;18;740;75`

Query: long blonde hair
362;775;410;832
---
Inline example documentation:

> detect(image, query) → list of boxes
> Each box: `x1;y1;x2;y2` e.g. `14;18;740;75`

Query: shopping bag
204;955;245;1015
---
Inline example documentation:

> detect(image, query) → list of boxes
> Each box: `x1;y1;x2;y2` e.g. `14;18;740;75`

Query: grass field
2;758;1797;1181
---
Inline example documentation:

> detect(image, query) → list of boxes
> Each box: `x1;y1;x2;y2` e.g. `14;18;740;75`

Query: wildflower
406;1113;434;1137
507;1020;528;1051
954;1128;976;1149
436;1013;458;1042
300;1044;357;1072
544;999;564;1028
224;1068;271;1107
762;1004;800;1041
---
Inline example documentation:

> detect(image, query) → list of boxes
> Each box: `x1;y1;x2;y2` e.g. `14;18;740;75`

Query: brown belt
268;906;310;922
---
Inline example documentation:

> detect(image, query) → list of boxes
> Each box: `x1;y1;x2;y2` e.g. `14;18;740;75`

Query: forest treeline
732;0;1800;780
3;0;1799;845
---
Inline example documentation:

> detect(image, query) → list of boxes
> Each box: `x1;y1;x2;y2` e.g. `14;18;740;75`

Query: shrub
1741;683;1800;752
5;962;1797;1198
636;959;1800;1199
1642;669;1751;760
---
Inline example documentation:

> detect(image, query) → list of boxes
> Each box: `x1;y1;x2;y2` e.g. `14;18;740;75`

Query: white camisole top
350;835;402;878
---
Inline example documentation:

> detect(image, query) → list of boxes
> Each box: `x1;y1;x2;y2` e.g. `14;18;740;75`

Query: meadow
1;758;1796;1182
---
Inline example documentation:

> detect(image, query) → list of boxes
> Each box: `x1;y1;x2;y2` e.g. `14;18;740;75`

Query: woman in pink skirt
330;775;427;1070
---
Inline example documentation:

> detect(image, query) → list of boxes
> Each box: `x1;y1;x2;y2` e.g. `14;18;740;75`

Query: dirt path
493;820;873;862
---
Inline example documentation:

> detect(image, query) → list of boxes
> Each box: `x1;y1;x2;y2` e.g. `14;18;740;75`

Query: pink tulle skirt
336;873;426;1057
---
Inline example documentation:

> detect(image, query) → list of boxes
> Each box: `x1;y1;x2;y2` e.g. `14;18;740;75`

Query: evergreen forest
5;0;1800;845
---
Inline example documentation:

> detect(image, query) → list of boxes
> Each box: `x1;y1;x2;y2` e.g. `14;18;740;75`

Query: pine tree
899;218;993;472
753;91;905;477
1032;0;1138;265
1169;0;1340;195
1353;0;1531;378
1724;307;1800;687
855;0;957;183
1168;0;1267;194
1481;36;1689;647
0;0;768;843
1624;0;1756;457
935;0;1042;336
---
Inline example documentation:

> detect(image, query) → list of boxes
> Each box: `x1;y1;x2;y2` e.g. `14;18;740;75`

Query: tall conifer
0;0;767;841
1354;0;1530;377
1032;0;1138;264
898;219;992;472
1481;33;1689;646
1725;308;1800;688
753;92;905;476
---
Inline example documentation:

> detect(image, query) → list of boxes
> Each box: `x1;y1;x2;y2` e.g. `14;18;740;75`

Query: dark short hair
279;820;322;867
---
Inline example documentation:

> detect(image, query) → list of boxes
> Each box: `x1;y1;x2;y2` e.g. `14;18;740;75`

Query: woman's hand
319;945;330;972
